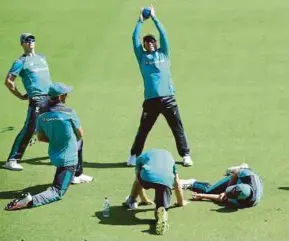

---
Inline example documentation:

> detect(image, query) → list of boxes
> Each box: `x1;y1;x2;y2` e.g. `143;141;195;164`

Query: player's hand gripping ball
142;7;151;19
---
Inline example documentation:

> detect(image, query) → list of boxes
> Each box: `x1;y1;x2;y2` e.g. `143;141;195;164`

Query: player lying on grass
5;83;93;211
180;163;263;208
124;149;188;235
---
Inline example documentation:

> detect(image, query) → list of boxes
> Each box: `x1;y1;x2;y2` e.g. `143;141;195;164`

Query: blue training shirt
36;103;80;167
136;149;177;189
132;17;175;100
8;54;52;97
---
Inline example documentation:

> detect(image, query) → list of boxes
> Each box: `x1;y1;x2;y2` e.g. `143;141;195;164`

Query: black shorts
138;175;172;210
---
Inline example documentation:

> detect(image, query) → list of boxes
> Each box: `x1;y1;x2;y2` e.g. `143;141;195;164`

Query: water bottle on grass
103;197;110;217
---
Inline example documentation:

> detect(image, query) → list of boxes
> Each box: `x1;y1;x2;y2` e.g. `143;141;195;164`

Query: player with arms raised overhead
126;5;193;167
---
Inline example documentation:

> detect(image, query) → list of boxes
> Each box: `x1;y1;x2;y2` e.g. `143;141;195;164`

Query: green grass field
1;0;289;240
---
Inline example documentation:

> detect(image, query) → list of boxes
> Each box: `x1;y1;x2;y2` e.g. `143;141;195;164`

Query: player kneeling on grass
124;149;188;235
180;164;263;209
5;83;93;211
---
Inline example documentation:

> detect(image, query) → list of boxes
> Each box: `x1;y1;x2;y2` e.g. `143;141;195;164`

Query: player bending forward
124;149;188;235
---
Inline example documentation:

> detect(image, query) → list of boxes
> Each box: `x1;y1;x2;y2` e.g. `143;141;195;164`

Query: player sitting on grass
124;149;188;235
5;83;93;211
180;163;263;208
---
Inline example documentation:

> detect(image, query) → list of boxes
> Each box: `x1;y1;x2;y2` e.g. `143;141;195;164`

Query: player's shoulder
36;53;46;59
50;105;75;115
13;55;26;64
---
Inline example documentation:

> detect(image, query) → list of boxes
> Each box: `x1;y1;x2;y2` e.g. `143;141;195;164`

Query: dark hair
48;96;61;106
143;34;156;43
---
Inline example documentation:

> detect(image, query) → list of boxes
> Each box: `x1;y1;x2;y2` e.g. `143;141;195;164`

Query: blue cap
225;184;252;200
20;33;35;43
48;82;73;97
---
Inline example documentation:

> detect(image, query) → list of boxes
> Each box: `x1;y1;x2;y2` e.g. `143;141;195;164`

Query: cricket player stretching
181;164;263;208
126;5;193;167
2;33;52;170
125;149;188;235
5;83;93;211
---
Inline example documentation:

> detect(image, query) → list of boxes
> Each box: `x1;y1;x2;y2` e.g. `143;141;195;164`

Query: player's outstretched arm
174;174;188;206
132;10;145;62
150;5;169;55
192;192;227;203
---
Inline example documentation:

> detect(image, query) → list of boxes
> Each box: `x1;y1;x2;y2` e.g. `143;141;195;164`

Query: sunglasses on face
24;38;35;43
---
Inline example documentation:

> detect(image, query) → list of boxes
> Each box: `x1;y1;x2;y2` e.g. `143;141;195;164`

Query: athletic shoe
5;192;32;211
225;163;249;175
180;179;196;190
71;174;93;184
2;160;23;171
124;195;138;210
126;154;136;167
156;206;168;235
182;155;193;167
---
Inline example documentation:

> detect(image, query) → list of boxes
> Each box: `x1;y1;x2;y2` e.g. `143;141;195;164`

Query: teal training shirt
8;54;52;97
135;149;177;189
37;103;80;167
237;169;263;206
132;17;175;100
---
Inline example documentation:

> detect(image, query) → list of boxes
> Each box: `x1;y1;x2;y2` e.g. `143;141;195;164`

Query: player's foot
2;160;23;171
180;179;196;190
182;155;193;167
124;195;138;210
225;163;249;175
156;206;168;235
71;174;93;184
5;192;32;211
126;154;136;167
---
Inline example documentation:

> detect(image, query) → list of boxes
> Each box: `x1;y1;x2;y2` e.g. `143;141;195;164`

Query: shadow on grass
23;156;50;165
0;184;51;199
0;126;15;134
94;205;157;234
278;187;289;191
189;199;239;213
0;157;51;169
210;207;239;213
83;162;128;169
2;157;128;169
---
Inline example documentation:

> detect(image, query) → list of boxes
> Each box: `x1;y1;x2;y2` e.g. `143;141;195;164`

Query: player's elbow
4;78;12;89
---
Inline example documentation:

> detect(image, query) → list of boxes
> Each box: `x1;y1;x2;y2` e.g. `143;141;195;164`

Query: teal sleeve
135;156;142;173
9;59;23;76
173;164;177;175
71;110;81;129
152;17;169;56
132;20;144;63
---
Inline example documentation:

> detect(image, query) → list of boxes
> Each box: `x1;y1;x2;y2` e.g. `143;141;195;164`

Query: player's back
38;105;78;167
137;149;176;189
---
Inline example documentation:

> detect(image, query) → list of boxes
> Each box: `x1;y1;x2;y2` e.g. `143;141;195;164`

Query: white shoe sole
126;162;136;167
183;160;193;167
2;163;23;171
225;163;249;175
156;207;168;235
71;177;94;184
